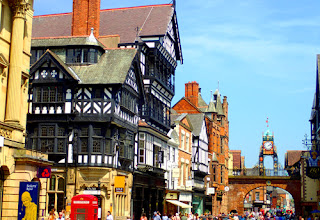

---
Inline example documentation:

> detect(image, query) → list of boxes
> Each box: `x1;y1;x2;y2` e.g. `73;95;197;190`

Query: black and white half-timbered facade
188;114;210;214
27;35;145;216
30;1;183;218
117;6;183;219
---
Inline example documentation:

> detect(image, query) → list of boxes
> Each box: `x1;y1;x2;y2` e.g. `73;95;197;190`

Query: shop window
47;175;65;213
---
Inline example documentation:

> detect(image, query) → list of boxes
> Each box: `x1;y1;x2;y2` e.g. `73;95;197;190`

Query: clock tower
259;118;278;176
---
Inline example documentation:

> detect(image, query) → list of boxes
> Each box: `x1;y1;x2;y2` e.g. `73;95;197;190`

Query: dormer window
66;48;97;64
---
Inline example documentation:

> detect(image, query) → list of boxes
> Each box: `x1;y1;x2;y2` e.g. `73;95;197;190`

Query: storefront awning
166;200;192;209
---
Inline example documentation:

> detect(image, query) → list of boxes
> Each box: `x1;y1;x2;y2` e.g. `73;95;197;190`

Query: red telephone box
71;194;98;220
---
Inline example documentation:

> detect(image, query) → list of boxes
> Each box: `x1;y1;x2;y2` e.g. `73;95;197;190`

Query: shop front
192;194;204;215
179;192;192;215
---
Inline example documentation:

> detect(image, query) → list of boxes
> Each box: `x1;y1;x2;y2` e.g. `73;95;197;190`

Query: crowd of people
48;208;67;220
148;210;317;220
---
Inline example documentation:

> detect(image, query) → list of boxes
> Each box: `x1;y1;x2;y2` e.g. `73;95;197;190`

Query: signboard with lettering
37;166;51;178
18;182;39;220
158;151;164;163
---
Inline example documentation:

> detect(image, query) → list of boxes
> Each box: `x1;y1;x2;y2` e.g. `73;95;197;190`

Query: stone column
5;0;29;124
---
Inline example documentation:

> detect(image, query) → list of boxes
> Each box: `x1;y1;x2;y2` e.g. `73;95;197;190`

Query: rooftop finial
210;90;213;101
218;81;220;91
87;27;98;43
266;117;269;128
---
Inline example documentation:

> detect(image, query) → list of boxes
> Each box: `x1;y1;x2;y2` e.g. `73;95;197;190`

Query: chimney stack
72;0;100;37
185;81;199;107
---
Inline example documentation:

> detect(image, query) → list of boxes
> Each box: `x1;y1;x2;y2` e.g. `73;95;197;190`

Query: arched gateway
227;176;301;215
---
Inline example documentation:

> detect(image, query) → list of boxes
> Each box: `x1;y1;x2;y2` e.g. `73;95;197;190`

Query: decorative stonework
9;0;30;19
0;127;12;139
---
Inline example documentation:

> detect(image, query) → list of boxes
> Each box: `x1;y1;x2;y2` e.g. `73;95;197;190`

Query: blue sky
34;0;319;168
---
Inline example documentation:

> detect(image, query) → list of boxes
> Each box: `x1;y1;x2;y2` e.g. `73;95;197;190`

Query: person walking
107;211;113;220
141;213;147;220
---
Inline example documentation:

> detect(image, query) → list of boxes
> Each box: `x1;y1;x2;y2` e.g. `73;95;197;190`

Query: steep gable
172;97;202;114
30;50;80;83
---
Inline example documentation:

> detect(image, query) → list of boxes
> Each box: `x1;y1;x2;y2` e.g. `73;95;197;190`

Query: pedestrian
49;211;56;220
154;212;161;220
141;213;147;220
107;211;113;220
181;213;188;220
57;212;65;220
163;213;169;220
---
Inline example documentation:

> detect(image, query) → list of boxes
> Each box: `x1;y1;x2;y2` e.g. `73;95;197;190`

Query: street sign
37;166;51;178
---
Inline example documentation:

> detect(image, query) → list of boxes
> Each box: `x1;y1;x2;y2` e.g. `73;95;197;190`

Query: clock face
264;141;272;150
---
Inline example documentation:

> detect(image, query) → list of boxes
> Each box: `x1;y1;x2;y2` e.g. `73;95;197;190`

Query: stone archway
227;176;301;215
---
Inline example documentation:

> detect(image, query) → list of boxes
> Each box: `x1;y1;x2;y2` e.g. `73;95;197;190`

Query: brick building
173;81;229;215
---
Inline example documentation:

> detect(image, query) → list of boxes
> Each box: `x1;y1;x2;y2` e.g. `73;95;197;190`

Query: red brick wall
72;0;101;36
185;81;199;107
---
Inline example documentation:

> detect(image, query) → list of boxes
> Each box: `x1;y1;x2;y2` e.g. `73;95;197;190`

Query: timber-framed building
29;0;183;219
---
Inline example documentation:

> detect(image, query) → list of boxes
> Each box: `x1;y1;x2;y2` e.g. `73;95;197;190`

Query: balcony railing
141;106;170;128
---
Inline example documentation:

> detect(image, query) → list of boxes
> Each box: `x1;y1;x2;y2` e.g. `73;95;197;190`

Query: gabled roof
30;49;80;82
172;97;202;114
71;49;138;84
286;150;302;167
33;4;182;62
188;114;205;136
33;5;172;42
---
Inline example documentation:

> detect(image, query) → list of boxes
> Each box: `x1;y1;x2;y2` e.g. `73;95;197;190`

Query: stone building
30;0;182;219
0;0;52;219
173;81;229;215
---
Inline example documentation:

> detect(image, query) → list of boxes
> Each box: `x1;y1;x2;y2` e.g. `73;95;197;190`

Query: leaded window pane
93;128;101;136
81;138;88;152
105;139;112;155
43;89;49;102
93;139;101;153
57;87;63;102
57;139;64;153
41;127;48;136
40;139;47;152
49;87;56;102
75;49;82;63
83;48;88;63
36;88;41;102
81;128;88;136
58;128;65;136
47;139;54;152
48;126;55;136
